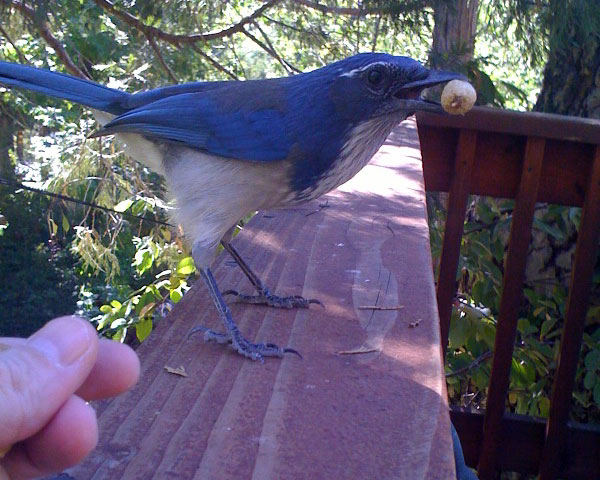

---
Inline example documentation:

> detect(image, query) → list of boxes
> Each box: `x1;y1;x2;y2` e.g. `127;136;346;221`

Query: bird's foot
223;286;323;309
188;325;302;362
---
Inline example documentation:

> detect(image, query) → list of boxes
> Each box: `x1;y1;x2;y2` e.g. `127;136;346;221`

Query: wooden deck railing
417;107;600;480
67;120;458;480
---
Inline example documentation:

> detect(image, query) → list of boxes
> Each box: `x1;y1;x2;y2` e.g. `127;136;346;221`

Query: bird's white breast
294;115;404;202
165;147;294;261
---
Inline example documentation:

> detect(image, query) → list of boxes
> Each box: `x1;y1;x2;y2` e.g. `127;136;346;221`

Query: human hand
0;316;140;480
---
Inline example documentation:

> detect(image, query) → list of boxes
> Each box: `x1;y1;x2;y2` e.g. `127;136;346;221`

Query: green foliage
1;1;598;435
434;197;600;423
0;189;78;337
0;0;445;348
93;251;195;343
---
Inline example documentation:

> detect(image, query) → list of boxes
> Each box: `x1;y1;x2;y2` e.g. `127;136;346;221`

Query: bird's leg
188;267;301;361
221;239;323;309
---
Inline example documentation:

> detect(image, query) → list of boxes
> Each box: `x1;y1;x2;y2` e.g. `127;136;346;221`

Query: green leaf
131;199;147;216
476;200;495;224
532;218;565;242
511;358;535;386
136;318;153;342
540;317;558;339
584;350;600;372
518;317;530;334
491;236;505;263
112;328;126;343
472;367;490;391
62;214;70;233
170;276;181;289
110;300;122;309
538;395;550;416
476;322;496;349
135;250;153;275
586;306;600;323
449;314;470;349
524;288;539;305
100;304;112;314
518;318;538;336
170;289;182;303
584;371;596;390
176;256;196;276
114;199;133;213
49;218;58;235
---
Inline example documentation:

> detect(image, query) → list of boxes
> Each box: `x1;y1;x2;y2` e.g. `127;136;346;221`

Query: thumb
0;316;98;449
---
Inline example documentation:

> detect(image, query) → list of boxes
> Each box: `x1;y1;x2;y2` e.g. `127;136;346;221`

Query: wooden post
436;129;478;356
477;137;546;479
539;146;600;480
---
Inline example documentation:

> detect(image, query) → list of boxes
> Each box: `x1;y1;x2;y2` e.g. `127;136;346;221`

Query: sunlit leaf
176;256;196;275
170;289;182;303
114;199;133;212
136;318;153;342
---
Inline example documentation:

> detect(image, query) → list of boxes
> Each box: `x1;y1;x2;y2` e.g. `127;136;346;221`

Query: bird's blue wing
96;86;292;163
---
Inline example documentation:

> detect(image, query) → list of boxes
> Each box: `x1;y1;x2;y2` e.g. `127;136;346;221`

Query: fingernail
28;316;93;366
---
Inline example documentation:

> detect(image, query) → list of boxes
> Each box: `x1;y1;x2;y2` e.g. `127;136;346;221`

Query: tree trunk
535;35;600;118
528;21;600;295
430;0;479;70
0;109;15;181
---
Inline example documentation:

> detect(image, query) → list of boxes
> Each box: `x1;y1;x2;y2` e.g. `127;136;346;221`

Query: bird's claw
283;347;303;359
223;289;323;309
188;325;301;361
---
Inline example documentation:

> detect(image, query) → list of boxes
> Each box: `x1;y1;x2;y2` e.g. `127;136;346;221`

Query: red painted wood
450;407;600;477
418;107;600;478
430;129;478;356
419;106;600;146
418;113;597;207
539;146;600;480
477;137;546;479
67;120;456;479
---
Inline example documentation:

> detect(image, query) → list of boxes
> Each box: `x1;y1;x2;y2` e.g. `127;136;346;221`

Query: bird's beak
394;69;467;113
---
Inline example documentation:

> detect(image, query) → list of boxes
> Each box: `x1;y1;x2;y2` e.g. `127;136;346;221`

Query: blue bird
0;53;462;361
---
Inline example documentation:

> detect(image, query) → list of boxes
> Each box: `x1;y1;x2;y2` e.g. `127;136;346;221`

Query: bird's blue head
283;53;465;198
314;52;464;121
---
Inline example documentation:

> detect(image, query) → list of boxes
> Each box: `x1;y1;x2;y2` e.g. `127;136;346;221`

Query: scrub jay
0;53;462;361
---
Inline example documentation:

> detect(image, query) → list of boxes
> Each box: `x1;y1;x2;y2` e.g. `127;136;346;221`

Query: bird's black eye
367;68;384;87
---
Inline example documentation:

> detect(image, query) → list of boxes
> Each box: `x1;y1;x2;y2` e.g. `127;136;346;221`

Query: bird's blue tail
0;61;130;115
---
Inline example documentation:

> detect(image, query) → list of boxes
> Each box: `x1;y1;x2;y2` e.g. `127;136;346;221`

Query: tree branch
445;350;493;378
263;14;319;35
0;21;27;63
93;0;282;46
241;27;300;75
292;0;427;19
145;35;178;83
292;0;373;16
189;45;239;80
251;20;301;73
4;0;88;78
371;14;382;52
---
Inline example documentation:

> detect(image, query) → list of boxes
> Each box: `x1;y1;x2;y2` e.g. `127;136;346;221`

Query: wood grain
66;119;456;480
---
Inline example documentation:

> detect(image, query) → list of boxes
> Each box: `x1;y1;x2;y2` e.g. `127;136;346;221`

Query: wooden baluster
436;129;478;356
478;137;546;479
539;146;600;480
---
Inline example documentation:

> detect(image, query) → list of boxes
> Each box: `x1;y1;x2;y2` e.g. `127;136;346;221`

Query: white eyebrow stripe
339;61;390;78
